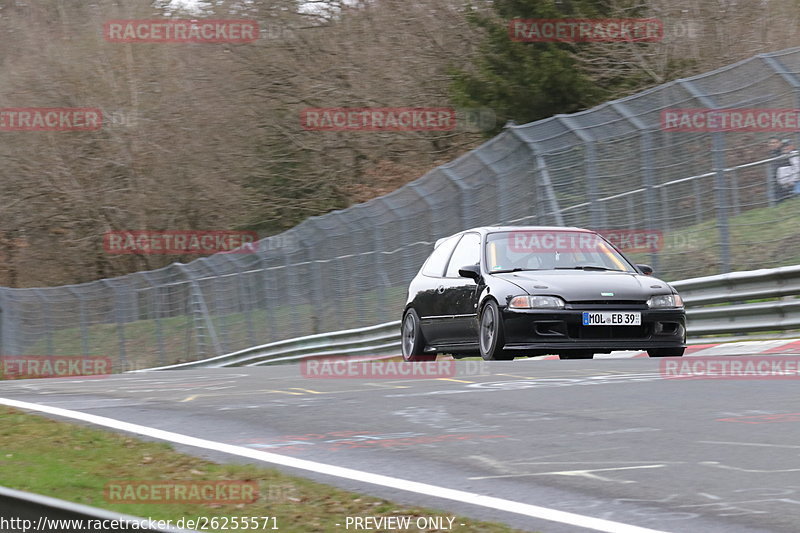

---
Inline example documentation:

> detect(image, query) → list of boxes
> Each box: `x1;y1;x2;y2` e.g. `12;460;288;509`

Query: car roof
433;226;595;247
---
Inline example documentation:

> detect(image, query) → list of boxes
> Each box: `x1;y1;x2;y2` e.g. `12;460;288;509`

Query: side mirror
637;264;654;276
458;264;482;281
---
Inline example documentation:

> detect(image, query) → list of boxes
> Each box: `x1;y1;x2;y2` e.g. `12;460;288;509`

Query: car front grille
567;300;648;310
568;324;650;339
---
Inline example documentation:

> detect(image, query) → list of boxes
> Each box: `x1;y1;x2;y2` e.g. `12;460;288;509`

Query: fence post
139;272;167;364
0;289;12;356
503;128;564;226
678;79;731;274
557;115;603;228
282;249;305;339
759;54;800;208
534;154;565;226
101;279;129;371
175;264;223;357
765;163;776;207
66;287;89;357
440;167;472;229
259;240;277;343
610;101;660;270
712;131;732;274
33;290;54;356
472;147;507;223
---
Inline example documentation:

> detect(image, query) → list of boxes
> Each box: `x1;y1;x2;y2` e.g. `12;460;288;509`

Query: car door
415;235;460;344
437;232;482;345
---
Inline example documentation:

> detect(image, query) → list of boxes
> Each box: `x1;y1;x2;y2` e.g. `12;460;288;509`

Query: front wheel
648;348;685;357
401;309;436;361
479;300;514;361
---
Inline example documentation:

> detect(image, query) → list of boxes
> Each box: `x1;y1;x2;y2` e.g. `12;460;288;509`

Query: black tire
401;309;436;361
647;348;685;357
559;351;594;360
479;300;514;361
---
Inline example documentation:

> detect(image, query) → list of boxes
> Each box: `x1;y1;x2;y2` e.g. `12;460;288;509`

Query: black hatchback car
401;226;686;361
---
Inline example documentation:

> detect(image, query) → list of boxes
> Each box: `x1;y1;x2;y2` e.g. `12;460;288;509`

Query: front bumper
501;307;686;353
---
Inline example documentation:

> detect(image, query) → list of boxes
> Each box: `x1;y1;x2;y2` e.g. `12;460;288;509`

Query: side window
422;236;459;277
445;233;481;278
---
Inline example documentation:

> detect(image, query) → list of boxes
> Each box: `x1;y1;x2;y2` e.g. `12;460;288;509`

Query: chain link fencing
3;47;800;369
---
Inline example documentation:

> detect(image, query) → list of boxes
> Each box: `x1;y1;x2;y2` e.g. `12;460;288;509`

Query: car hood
492;270;672;301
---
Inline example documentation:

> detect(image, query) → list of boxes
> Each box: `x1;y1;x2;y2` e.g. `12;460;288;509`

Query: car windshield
485;230;636;273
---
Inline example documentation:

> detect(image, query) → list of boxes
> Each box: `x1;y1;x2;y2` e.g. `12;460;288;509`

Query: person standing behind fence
775;139;800;202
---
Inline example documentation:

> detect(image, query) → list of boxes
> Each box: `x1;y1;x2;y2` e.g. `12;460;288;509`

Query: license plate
582;312;641;326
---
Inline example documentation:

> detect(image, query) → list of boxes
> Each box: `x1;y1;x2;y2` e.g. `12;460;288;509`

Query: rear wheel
647;348;685;357
401;309;436;361
479;300;514;361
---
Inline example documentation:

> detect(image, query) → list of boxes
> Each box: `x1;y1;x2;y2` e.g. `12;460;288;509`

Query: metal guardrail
0;486;198;533
143;265;800;370
674;264;800;336
140;321;402;371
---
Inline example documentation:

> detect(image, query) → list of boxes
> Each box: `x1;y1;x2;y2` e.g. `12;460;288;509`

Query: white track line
0;397;668;533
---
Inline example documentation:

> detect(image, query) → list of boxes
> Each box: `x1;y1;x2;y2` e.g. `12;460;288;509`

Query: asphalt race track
3;357;800;533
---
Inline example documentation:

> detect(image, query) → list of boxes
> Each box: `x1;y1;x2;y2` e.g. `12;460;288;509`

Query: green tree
450;0;635;134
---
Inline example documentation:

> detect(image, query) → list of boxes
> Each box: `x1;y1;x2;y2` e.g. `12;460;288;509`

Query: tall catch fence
3;48;800;369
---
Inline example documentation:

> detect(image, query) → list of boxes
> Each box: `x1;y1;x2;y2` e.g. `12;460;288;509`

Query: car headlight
508;295;566;309
647;294;684;308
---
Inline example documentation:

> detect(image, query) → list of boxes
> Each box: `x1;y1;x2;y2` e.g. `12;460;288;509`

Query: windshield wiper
555;265;625;272
491;268;541;274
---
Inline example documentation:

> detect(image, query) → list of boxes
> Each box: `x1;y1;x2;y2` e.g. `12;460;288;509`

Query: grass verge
0;408;527;533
